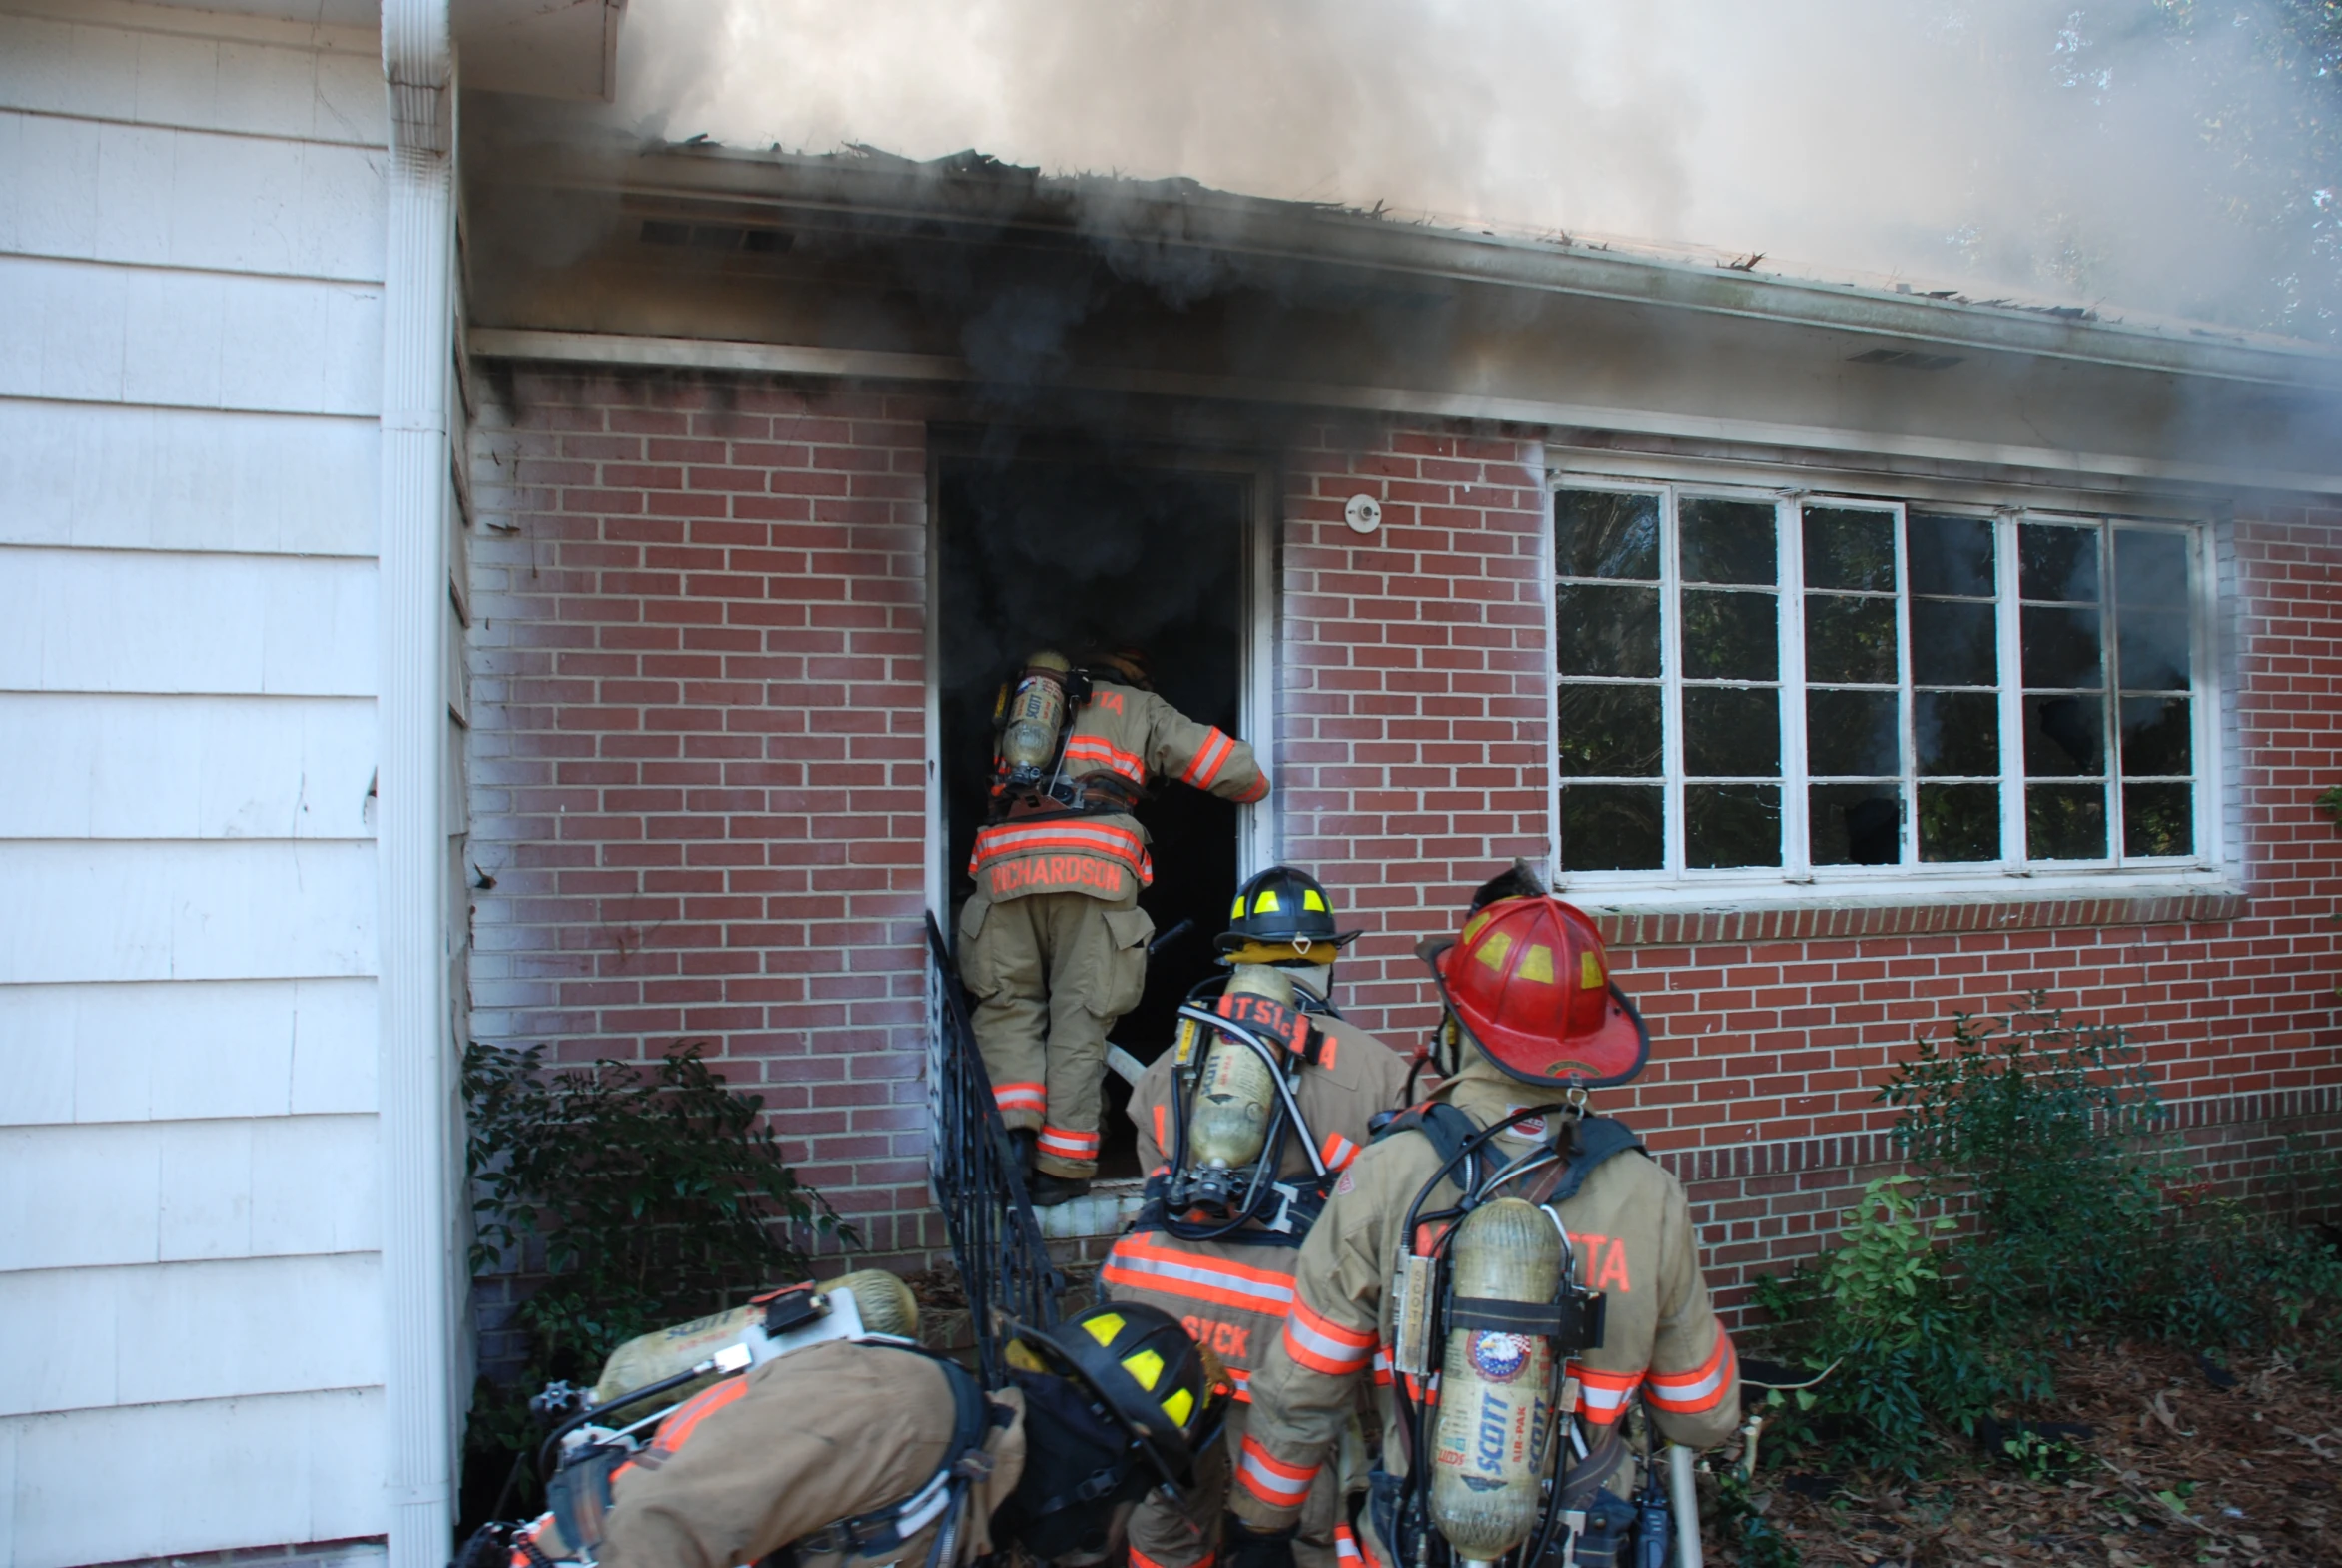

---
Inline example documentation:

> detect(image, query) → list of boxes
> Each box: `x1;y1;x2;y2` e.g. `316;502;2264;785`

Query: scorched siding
0;3;390;1563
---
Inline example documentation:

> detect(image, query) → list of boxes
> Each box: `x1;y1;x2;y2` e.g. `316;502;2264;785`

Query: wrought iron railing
925;913;1065;1387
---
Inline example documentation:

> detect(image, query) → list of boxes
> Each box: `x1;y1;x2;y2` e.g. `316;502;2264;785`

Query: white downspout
379;3;455;1566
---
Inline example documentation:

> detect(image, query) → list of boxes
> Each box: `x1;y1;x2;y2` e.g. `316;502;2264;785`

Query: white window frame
1545;471;2227;908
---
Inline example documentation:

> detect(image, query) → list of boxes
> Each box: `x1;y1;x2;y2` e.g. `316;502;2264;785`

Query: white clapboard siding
0;255;383;415
0;112;387;282
0;1387;388;1568
0;547;376;696
0;693;377;839
0;399;377;554
0;976;377;1127
0;1113;379;1271
0;1251;382;1417
0;840;376;984
0;8;385;147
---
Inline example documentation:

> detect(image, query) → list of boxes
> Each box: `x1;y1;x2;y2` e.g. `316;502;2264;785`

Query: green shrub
1751;996;2342;1478
1882;996;2164;1329
1751;1176;2021;1474
462;1042;850;1472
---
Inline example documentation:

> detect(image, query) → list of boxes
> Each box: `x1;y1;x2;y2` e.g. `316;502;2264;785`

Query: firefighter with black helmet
1104;867;1413;1568
1225;868;1740;1568
960;647;1269;1205
503;1301;1230;1568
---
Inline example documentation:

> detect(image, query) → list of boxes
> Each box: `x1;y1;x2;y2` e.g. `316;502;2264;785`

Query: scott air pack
994;650;1074;790
1156;967;1334;1241
1382;1106;1614;1568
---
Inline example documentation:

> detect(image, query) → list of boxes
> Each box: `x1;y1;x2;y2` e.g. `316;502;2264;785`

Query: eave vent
638;220;794;254
1849;347;1964;372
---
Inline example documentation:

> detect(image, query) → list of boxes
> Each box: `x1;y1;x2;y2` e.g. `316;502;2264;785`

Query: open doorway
936;444;1253;1178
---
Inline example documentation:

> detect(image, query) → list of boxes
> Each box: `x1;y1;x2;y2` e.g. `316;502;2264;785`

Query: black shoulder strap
1536;1115;1649;1205
1370;1101;1478;1165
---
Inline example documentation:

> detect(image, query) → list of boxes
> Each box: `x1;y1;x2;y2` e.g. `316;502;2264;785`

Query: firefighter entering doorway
940;453;1264;1201
960;646;1268;1202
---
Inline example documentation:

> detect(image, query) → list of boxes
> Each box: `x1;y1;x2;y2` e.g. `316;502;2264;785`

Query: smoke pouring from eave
619;0;2338;341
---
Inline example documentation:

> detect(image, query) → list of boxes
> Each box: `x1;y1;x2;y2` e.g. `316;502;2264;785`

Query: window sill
1552;868;2244;945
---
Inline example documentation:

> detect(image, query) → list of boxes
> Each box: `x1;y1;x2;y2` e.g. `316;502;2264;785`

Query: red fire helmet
1421;895;1650;1089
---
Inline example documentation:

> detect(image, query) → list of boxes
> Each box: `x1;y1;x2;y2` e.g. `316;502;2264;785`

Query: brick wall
466;369;939;1269
466;369;2342;1335
1276;439;2342;1311
1275;420;1556;1018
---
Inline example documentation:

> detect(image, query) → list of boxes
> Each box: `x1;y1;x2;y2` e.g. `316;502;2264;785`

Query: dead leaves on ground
1707;1340;2340;1566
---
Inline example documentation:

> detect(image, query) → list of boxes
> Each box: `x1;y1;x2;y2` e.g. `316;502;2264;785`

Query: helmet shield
1422;896;1650;1089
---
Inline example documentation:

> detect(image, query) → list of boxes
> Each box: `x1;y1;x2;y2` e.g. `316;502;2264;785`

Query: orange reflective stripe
1334;1524;1363;1566
1102;1233;1297;1314
1235;1434;1316;1506
1063;736;1149;782
1153;1103;1168;1151
1283;1298;1375;1375
1319;1132;1361;1173
1038;1125;1100;1158
968;820;1148;874
652;1374;749;1452
1647;1332;1737;1414
994;1081;1046;1111
1570;1361;1642;1426
1232;774;1269;804
1180;729;1235;788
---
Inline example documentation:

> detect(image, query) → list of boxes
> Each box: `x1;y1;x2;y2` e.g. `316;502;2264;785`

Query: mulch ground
1712;1340;2342;1566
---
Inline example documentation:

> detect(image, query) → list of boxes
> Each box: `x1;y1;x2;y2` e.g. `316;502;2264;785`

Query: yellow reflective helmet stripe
1121;1347;1166;1391
1302;888;1328;912
1161;1386;1194;1428
1516;943;1554;984
1230;894;1246;919
1581;951;1606;989
1083;1312;1127;1348
1253;889;1281;913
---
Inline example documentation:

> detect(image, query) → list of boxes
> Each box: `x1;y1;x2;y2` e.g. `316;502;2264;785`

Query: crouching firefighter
1101;867;1414;1568
497;1297;1230;1568
959;647;1270;1205
1227;872;1740;1568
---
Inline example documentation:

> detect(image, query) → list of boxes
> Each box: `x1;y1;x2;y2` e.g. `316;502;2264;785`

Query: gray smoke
617;0;2336;338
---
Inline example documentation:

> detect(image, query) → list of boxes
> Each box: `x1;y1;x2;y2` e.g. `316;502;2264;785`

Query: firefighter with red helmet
1224;869;1739;1568
1101;867;1413;1568
498;1302;1229;1568
959;648;1269;1205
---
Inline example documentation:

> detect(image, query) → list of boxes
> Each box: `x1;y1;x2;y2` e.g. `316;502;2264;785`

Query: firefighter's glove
1221;1514;1298;1568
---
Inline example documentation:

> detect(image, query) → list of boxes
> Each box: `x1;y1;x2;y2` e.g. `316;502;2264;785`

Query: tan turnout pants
1128;1400;1347;1568
957;885;1153;1178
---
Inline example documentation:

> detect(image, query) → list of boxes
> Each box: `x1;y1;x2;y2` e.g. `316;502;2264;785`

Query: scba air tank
997;650;1072;786
1428;1198;1564;1564
587;1269;920;1410
1185;964;1296;1175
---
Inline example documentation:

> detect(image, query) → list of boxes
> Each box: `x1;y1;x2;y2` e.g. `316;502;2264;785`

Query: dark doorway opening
938;447;1249;1179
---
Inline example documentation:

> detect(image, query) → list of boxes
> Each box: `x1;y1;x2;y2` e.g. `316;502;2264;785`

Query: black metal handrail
925;913;1065;1387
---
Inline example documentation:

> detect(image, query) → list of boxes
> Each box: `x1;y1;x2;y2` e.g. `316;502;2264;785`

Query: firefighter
1102;866;1411;1568
1224;870;1741;1568
960;647;1269;1205
508;1302;1229;1568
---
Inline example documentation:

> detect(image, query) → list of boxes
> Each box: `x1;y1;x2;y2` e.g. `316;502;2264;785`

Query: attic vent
1849;347;1964;372
638;220;794;254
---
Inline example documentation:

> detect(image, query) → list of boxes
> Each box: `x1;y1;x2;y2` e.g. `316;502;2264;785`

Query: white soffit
454;0;624;101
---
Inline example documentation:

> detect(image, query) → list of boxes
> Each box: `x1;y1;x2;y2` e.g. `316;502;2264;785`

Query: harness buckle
1258;1181;1304;1234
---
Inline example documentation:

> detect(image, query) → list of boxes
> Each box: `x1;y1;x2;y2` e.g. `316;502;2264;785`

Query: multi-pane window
1552;483;2208;882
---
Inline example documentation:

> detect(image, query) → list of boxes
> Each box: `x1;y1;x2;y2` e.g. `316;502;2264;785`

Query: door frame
922;439;1279;929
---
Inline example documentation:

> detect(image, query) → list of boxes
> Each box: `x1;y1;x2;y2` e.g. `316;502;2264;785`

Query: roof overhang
460;102;2342;498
